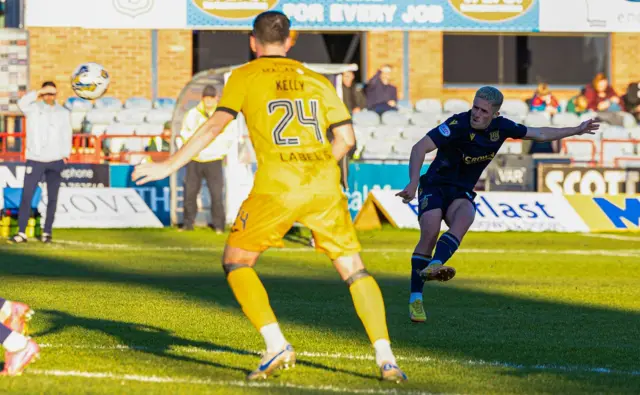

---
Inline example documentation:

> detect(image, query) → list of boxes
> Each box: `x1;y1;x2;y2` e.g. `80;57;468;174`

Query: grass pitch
1;228;639;394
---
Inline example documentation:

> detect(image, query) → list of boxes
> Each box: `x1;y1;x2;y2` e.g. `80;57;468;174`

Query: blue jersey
421;111;528;191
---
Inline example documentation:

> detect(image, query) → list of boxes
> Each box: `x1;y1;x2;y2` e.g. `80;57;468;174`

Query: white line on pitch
581;234;640;242
45;240;640;258
28;369;436;394
38;344;640;377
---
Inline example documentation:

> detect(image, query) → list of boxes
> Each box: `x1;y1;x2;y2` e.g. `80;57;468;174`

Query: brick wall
29;27;193;103
611;33;640;96
408;31;443;103
365;31;405;99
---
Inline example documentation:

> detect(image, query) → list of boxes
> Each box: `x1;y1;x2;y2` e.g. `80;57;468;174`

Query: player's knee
345;269;371;287
221;262;251;277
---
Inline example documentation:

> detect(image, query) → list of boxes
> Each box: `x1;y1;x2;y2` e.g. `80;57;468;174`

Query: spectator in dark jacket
365;65;398;115
623;81;640;122
341;70;366;114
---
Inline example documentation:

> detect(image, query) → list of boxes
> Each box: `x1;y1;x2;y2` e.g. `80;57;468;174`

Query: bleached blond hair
475;86;504;112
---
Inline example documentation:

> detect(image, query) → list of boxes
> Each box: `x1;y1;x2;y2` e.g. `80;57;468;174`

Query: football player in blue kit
396;86;600;323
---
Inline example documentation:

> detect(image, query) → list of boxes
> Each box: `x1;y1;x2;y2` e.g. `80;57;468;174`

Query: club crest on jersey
470;132;476;141
449;119;458;126
438;124;451;137
489;130;500;142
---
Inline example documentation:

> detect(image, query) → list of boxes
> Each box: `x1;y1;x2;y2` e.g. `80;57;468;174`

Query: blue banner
187;0;539;31
109;165;172;226
345;162;429;218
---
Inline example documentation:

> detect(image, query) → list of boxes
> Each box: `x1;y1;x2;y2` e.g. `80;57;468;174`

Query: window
443;34;610;86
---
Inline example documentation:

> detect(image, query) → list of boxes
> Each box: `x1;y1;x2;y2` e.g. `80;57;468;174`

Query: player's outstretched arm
396;135;437;203
131;111;235;185
331;123;356;161
524;118;600;142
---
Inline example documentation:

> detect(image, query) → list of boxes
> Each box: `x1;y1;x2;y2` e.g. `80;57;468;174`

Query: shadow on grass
1;246;640;390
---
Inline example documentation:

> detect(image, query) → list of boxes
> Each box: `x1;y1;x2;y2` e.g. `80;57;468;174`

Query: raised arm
396;135;437;203
18;90;39;114
524;119;600;142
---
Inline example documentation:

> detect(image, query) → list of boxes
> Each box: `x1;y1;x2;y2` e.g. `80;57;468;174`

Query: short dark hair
252;11;290;45
202;85;217;98
42;81;56;89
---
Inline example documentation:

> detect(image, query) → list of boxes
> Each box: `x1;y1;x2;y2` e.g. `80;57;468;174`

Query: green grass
0;228;639;394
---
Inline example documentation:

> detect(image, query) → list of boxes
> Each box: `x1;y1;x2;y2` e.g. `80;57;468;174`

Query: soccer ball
70;63;110;100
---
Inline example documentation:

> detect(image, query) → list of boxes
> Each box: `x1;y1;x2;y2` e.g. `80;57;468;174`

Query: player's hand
131;161;171;185
396;182;418;204
575;119;601;136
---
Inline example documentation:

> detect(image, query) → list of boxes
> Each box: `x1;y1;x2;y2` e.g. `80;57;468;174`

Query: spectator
178;85;234;233
530;83;560;115
365;65;398;115
341;70;366;114
10;82;72;244
566;94;589;116
623;81;640;122
147;121;172;153
584;73;623;112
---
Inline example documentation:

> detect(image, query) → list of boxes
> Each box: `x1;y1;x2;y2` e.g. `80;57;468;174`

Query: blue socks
430;232;460;267
410;254;431;298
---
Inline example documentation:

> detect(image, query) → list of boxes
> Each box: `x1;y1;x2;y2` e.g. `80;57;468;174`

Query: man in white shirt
10;82;72;244
179;85;234;233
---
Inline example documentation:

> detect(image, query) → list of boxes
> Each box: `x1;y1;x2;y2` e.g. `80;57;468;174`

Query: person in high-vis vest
178;85;234;233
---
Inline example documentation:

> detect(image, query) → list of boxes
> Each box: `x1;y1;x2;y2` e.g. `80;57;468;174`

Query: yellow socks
349;276;390;344
227;266;277;330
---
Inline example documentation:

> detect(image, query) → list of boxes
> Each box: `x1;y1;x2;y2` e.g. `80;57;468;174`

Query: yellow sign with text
193;0;278;20
565;195;640;232
448;0;535;22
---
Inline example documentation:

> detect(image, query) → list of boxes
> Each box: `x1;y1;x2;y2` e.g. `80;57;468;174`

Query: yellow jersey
216;56;351;195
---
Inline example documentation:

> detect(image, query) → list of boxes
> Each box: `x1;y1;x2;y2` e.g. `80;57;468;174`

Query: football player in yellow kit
132;11;407;383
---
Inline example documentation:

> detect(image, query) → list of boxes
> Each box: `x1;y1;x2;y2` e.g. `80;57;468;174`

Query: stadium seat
628;127;640;140
361;140;393;160
402;126;428;141
154;97;177;110
124;97;153;110
602;141;635;166
90;124;108;136
601;126;629;139
415;98;442;114
370;126;401;143
381;111;409;127
135;124;164;136
353;125;374;144
94;97;123;110
123;138;146;153
146;109;173;125
499;140;523;154
438;112;454;123
443;99;470;114
500;99;529;119
563;141;596;163
410;112;439;128
524;112;551;127
105;123;135;135
64;97;92;111
396;99;413;112
115;109;147;125
552;113;580;127
352;111;380;126
621;112;638;128
579;112;598;123
392;139;414;159
85;109;116;125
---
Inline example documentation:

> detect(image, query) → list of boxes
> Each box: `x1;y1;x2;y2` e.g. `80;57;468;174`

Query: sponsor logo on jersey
438;124;451;137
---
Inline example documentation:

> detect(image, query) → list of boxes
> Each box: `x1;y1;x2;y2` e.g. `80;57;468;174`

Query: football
70;62;110;100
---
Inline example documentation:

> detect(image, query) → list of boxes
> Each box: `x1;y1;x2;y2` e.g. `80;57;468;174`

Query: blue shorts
417;184;477;220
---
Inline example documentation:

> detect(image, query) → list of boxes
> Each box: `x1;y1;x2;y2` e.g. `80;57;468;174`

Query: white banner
540;0;640;32
25;0;186;29
354;190;590;232
38;187;163;228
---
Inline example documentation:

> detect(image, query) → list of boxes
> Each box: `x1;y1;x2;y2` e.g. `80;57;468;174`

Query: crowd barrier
354;190;640;233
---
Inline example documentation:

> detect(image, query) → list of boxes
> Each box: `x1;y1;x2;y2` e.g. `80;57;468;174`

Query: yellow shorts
227;192;361;260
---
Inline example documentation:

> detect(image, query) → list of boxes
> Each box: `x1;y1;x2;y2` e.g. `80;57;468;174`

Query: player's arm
330;123;355;161
524;119;600;141
395;134;437;202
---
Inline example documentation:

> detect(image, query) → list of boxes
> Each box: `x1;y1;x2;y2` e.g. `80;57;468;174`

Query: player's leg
41;160;64;242
422;197;476;281
408;187;444;323
225;194;297;380
301;194;407;382
0;298;39;376
182;161;201;231
11;161;44;243
0;298;34;335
